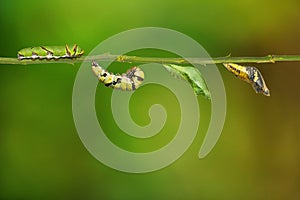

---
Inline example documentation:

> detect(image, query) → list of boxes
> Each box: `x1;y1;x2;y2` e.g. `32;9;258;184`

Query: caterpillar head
65;44;84;57
92;61;104;79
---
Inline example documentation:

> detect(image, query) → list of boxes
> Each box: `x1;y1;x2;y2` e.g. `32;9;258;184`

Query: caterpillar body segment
223;63;270;96
17;44;84;60
91;61;144;91
223;63;250;83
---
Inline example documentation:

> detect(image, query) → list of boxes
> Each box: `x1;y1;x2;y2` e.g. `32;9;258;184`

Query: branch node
268;55;275;63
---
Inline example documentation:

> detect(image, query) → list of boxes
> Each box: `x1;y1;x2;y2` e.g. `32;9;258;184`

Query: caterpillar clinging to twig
92;61;144;91
223;63;270;96
17;44;84;60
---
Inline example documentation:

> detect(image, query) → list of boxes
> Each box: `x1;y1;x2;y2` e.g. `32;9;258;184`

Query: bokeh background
1;0;300;199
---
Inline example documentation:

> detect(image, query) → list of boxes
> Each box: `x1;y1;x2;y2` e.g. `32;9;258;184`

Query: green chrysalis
163;64;211;99
17;44;84;60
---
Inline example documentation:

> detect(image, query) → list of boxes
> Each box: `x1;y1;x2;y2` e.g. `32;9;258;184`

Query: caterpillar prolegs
92;61;144;91
223;63;270;96
17;44;84;60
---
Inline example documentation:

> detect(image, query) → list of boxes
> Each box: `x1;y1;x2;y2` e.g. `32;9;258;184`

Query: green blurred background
1;0;300;199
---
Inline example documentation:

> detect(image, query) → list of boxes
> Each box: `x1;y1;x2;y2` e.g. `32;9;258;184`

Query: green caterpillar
92;61;144;91
17;44;84;60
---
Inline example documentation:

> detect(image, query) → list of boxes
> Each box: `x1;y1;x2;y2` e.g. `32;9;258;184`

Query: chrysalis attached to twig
223;63;270;96
92;61;144;91
17;44;84;60
163;64;211;99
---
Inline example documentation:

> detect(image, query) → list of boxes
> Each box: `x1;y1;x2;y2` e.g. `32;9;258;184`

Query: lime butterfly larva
17;44;84;60
223;63;270;96
92;61;144;91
